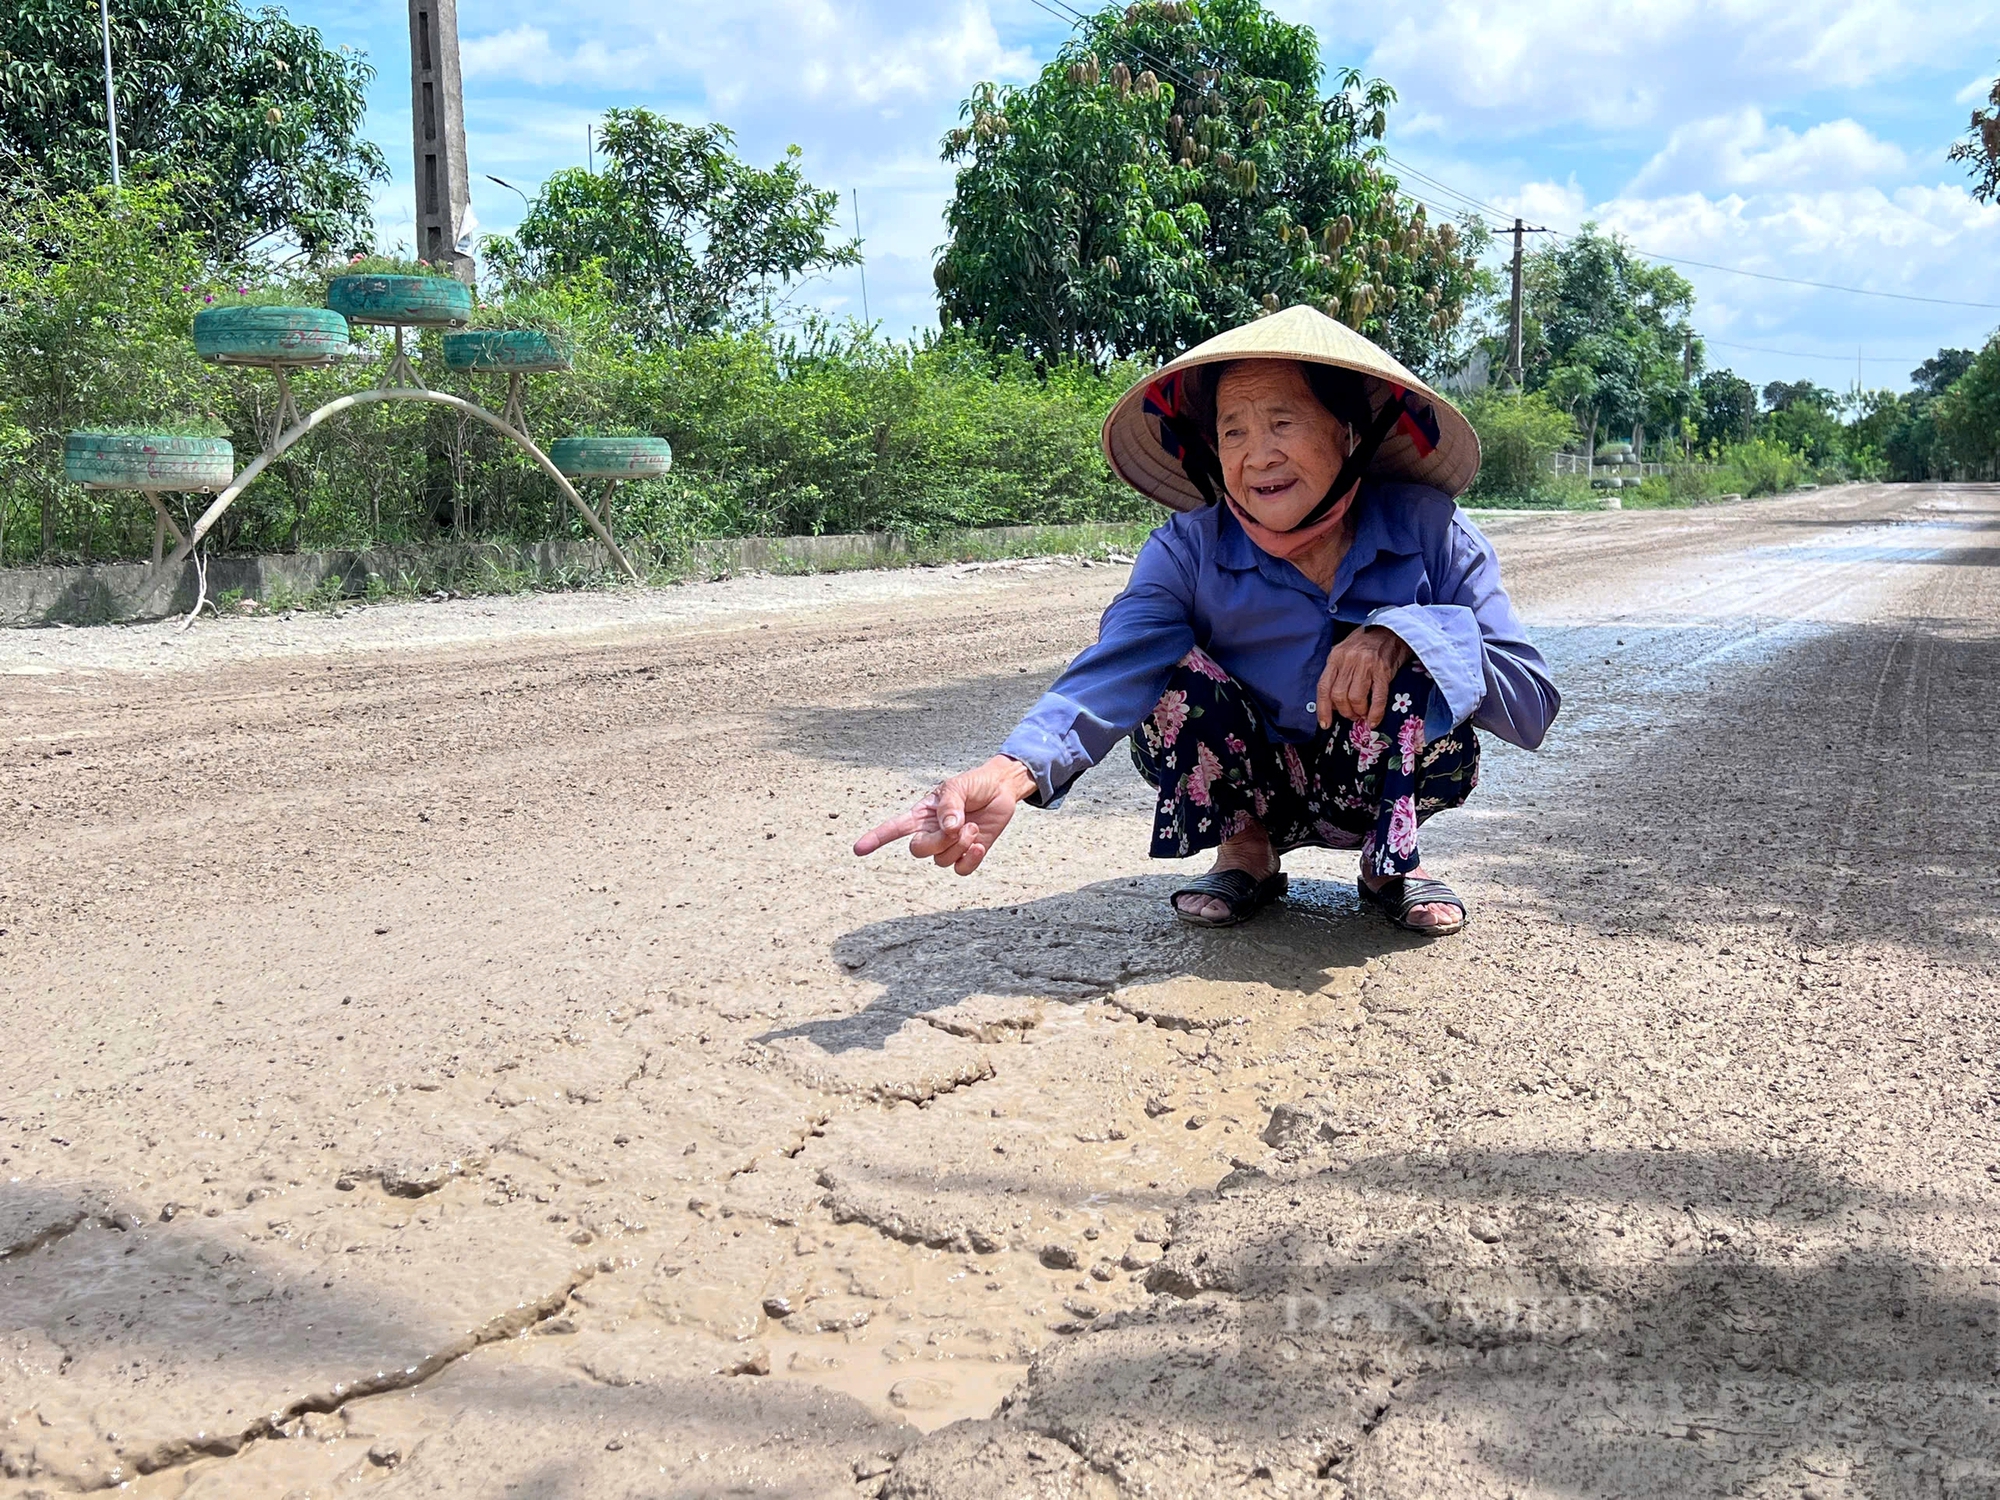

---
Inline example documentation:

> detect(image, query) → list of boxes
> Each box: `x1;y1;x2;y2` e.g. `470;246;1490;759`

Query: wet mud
3;484;1997;1496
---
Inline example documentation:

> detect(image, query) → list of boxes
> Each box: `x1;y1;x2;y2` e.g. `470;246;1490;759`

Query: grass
332;256;460;279
75;418;232;438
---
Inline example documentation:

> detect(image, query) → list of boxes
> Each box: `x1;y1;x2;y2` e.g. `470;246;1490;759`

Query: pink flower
1151;689;1189;749
1386;795;1419;860
1224;734;1246;756
1222;810;1252;839
1397;715;1425;774
1283;744;1308;794
1187;743;1224;807
1181;648;1231;682
1251;788;1269;819
203;293;215;303
1349;720;1387;772
236;285;250;294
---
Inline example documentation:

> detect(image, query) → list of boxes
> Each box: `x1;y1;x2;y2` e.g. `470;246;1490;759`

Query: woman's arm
856;528;1200;874
1362;515;1559;750
998;528;1201;804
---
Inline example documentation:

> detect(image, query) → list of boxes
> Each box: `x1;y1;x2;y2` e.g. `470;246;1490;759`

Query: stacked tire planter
326;274;473;329
63;433;234;491
192;305;352;366
442;330;573;374
548;435;673;481
63;433;234;565
443;329;573;438
550;434;673;531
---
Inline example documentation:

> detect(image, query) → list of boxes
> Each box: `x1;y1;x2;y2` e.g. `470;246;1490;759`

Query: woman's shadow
762;872;1425;1054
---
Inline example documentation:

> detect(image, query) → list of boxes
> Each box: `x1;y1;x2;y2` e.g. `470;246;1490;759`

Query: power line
1703;337;1924;364
1380;153;1511;225
1623;248;2000;311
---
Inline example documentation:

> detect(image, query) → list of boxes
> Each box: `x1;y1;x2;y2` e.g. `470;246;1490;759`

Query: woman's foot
1176;825;1281;923
1359;864;1460;931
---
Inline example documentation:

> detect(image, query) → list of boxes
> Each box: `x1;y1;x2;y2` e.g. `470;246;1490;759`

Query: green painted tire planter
194;305;351;366
549;435;673;481
65;432;234;491
442;329;572;373
326;274;473;328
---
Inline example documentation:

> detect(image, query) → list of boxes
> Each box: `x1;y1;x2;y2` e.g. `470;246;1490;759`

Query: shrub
1460;389;1580;506
1715;437;1806;497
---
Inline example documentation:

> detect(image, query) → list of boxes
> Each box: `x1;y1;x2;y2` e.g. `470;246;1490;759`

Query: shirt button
1307;701;1317;714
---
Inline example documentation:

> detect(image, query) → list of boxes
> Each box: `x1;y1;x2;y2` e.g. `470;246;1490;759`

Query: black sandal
1171;869;1288;928
1357;875;1468;936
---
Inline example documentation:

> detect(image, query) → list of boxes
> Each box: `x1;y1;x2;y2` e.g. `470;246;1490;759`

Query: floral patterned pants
1128;648;1480;878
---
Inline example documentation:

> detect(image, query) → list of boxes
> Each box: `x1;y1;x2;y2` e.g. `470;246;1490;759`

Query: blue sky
293;0;2000;393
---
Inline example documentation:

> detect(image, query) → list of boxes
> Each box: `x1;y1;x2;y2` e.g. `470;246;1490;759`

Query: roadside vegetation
0;0;1993;571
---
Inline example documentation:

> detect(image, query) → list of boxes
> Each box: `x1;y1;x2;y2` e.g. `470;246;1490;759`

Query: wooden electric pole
408;0;475;282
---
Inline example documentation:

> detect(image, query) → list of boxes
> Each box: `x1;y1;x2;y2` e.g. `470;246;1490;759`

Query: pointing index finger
853;806;925;856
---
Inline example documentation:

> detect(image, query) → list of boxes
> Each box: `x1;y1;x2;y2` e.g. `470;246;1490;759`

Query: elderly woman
856;307;1557;935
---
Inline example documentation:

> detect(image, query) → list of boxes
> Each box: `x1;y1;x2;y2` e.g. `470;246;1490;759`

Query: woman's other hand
1318;625;1413;730
852;755;1040;875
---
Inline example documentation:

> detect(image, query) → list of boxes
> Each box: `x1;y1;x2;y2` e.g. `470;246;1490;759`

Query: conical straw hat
1101;304;1481;511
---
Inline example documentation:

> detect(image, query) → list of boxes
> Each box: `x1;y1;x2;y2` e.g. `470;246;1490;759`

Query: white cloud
1484;174;2000;377
460;1;1035;108
1627;110;1906;195
1321;0;2000;138
1959;73;1998;106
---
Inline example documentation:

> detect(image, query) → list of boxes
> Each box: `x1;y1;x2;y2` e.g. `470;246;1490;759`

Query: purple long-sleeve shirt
999;481;1560;806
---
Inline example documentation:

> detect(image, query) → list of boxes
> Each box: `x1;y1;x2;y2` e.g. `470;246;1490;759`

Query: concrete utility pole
408;0;475;282
1505;218;1526;391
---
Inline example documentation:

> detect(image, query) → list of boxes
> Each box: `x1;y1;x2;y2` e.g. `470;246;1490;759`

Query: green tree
0;0;385;259
1932;336;2000;471
1761;382;1846;468
1950;64;2000;202
1841;346;1985;481
934;0;1487;369
1512;226;1698;458
489;110;858;345
1695;369;1755;448
1911;348;1976;397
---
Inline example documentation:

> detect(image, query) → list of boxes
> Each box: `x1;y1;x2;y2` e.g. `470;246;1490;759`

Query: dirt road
3;483;1997;1498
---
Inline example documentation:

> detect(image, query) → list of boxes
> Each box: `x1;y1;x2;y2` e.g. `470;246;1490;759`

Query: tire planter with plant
65;433;235;491
326;274;474;328
193;306;352;366
548;435;673;481
442;329;573;373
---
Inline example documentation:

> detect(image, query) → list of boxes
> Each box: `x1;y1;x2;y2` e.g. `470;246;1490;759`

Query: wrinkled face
1214;360;1350;530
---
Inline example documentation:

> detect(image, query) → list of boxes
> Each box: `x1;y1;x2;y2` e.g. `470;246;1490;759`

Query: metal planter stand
127;298;639;615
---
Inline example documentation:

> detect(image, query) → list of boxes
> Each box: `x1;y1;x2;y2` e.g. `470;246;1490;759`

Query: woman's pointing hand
853;755;1040;876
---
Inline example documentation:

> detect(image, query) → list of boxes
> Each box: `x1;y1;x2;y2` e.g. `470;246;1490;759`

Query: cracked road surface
2;482;1997;1497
